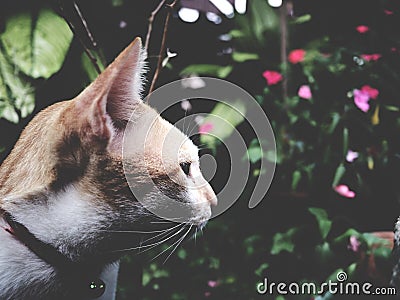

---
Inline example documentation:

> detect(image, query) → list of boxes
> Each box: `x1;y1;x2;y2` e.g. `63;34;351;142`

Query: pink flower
346;150;359;163
361;54;382;62
262;70;283;85
288;49;306;64
334;185;356;198
384;9;394;15
205;292;211;297
356;25;369;33
199;122;213;134
361;85;379;100
207;280;219;288
353;89;370;112
298;85;312;99
348;235;361;252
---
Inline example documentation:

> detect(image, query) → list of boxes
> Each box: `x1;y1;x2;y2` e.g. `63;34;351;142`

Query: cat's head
0;38;216;238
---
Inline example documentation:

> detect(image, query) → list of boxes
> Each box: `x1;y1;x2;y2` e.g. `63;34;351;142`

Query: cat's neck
1;185;117;262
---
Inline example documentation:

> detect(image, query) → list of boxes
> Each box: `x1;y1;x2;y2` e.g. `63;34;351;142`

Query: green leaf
254;263;269;277
308;207;332;239
343;127;349;157
81;51;105;82
373;246;391;259
291;170;302;190
292;14;312;24
315;242;333;262
180;64;233;78
328;63;346;73
244;234;262;255
333;228;360;244
228;29;245;39
1;8;73;79
0;49;35;120
347;263;357;277
232;52;259;62
248;0;279;42
265;150;277;163
0;103;19;123
327;112;340;134
385;105;400;112
246;141;263;163
362;233;391;248
200;100;246;149
270;227;298;255
142;272;151;287
209;257;220;269
332;163;345;187
177;248;187;260
112;0;124;6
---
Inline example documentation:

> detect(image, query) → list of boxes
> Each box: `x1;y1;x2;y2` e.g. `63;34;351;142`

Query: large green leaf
0;49;34;122
1;8;73;79
233;0;279;44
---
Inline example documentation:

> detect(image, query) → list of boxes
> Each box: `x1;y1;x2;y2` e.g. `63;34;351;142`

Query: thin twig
145;0;167;50
279;3;289;104
73;1;97;47
148;0;178;100
58;1;102;75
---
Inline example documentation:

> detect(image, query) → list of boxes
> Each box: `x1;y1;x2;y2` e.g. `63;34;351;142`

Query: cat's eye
180;162;191;176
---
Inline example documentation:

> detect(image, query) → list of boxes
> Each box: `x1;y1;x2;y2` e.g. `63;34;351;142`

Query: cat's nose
204;184;217;207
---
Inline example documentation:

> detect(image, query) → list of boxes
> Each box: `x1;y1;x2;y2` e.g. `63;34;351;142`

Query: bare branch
58;1;102;75
148;0;178;100
73;1;98;47
279;3;289;104
145;0;167;51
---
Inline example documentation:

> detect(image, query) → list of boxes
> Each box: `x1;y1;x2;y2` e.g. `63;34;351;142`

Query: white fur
0;186;119;299
0;217;55;298
5;186;113;249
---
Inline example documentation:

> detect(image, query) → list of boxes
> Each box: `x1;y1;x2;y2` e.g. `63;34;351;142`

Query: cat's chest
0;219;56;299
0;220;119;300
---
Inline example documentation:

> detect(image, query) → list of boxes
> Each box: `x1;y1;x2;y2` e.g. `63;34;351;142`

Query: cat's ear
76;37;147;138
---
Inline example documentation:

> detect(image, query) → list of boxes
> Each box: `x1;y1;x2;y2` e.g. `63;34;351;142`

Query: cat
0;37;217;300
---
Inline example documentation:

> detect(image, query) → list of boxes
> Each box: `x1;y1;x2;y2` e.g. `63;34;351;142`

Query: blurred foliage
170;0;400;298
0;0;400;299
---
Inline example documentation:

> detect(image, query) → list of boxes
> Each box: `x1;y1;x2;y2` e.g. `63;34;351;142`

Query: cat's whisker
151;215;183;222
137;222;184;246
194;227;198;245
136;224;187;255
150;225;188;262
110;224;184;254
162;224;193;264
99;228;175;234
